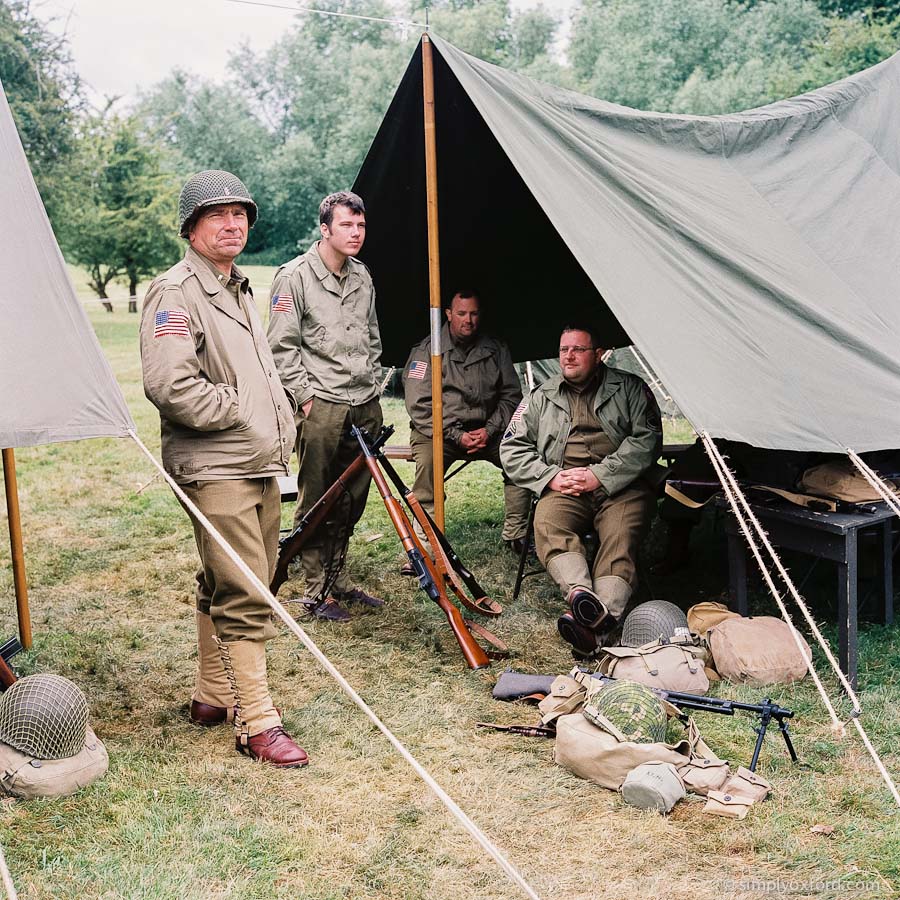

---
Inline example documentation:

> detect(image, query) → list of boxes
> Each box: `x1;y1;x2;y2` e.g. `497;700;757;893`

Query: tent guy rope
0;842;18;900
702;433;900;808
127;429;542;900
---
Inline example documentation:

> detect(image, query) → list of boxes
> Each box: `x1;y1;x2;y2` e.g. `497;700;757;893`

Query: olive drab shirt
403;323;522;445
500;366;662;497
140;247;296;484
266;242;382;408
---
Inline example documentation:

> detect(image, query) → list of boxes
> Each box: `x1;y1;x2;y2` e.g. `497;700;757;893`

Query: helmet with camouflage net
178;169;258;236
583;679;666;744
621;600;690;648
0;675;89;760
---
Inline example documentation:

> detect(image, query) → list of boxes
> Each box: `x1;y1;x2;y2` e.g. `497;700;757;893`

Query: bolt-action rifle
271;425;507;669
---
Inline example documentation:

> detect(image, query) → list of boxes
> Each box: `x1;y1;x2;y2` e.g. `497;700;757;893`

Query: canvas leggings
294;396;383;598
181;477;280;642
534;482;656;594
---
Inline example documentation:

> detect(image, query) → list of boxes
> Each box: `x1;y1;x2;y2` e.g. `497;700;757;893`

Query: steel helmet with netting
583;679;666;744
621;600;690;648
178;169;258;236
0;674;89;760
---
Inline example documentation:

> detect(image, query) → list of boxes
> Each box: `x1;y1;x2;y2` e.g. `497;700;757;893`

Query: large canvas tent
354;36;900;453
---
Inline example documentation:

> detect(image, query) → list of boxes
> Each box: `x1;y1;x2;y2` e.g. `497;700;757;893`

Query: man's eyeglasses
559;345;594;355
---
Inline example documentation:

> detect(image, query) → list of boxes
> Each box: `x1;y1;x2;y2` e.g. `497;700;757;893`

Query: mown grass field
0;267;897;899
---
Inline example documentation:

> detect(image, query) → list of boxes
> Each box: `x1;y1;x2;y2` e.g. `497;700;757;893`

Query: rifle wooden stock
0;655;17;690
375;452;500;616
355;429;491;670
270;455;368;595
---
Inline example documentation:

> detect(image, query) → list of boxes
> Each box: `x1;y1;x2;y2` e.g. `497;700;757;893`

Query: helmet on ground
621;600;690;648
583;679;666;744
178;169;258;236
0;674;89;760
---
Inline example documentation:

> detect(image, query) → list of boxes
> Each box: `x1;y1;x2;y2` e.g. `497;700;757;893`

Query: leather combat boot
217;638;309;768
567;586;610;630
189;611;235;727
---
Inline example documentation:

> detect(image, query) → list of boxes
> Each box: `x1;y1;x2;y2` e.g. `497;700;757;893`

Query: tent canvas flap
355;37;900;453
0;80;134;449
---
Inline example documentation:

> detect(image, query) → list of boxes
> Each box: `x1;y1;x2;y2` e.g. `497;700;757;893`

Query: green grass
0;268;897;899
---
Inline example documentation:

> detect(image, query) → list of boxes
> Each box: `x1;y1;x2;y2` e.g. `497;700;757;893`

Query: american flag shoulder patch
154;308;190;338
408;360;428;380
271;293;293;313
503;399;529;441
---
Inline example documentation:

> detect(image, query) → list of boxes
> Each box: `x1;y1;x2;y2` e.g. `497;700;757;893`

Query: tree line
2;0;898;297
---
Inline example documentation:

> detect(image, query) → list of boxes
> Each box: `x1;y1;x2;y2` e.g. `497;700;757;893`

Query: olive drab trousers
294;396;383;598
181;477;281;643
534;482;656;611
409;427;532;541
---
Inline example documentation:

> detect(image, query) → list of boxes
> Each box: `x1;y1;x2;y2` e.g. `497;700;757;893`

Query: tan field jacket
140;248;296;483
267;242;382;408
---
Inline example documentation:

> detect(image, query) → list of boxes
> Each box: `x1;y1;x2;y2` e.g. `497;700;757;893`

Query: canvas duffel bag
597;642;710;695
707;616;811;685
0;726;108;799
555;707;728;792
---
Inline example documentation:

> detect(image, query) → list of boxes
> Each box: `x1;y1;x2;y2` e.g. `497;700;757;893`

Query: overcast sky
36;0;575;106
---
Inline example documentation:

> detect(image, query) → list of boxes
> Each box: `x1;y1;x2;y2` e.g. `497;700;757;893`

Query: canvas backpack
707;616;811;685
596;641;710;695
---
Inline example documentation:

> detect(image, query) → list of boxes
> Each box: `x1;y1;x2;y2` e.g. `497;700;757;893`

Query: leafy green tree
0;0;81;221
62;114;181;299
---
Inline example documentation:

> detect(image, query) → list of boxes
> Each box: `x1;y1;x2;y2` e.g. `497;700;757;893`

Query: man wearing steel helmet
140;170;308;768
500;323;662;659
267;191;384;622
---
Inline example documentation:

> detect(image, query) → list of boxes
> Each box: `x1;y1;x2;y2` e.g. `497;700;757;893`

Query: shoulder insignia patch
503;399;529;441
154;308;190;338
271;293;293;313
642;383;663;432
408;360;428;380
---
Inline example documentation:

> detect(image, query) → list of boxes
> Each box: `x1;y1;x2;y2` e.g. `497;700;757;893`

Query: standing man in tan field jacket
501;323;662;659
402;290;531;568
267;191;384;622
141;170;308;768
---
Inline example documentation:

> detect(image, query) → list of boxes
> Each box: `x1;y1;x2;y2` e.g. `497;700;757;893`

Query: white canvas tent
0;81;135;646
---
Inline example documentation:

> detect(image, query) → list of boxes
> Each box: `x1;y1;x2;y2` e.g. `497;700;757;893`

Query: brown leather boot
190;611;235;726
239;726;309;768
190;700;229;727
217;639;309;767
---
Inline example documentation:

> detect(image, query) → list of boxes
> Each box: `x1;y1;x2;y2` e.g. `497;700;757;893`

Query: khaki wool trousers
181;477;281;643
294;396;383;598
534;483;655;591
409;427;532;541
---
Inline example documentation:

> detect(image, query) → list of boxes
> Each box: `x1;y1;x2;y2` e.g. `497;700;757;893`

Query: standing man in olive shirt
267;191;383;622
141;170;307;768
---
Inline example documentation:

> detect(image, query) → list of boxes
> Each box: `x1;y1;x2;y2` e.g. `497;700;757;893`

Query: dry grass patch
0;295;898;899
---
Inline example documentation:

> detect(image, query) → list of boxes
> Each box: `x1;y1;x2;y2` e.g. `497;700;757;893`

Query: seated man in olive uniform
402;290;532;570
501;323;662;657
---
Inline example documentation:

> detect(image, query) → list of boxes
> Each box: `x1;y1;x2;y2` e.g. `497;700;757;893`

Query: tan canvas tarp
0;80;134;449
355;37;900;453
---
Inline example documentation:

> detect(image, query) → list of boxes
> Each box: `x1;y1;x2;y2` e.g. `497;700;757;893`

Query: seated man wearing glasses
500;323;662;657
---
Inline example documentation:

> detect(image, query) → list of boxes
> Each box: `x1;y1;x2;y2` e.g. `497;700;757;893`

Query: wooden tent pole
2;449;32;649
422;33;445;530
